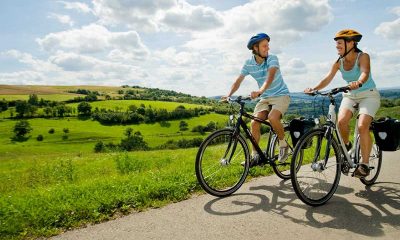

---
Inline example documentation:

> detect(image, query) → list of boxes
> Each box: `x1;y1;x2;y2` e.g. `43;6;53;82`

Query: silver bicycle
290;86;382;206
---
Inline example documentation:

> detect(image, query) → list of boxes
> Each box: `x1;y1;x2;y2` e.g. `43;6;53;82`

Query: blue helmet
247;33;270;50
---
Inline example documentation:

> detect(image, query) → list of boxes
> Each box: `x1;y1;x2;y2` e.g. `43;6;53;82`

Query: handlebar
220;96;252;103
306;84;362;97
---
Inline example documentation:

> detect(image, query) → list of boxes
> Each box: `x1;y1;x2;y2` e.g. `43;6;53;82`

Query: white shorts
340;88;381;118
253;95;290;116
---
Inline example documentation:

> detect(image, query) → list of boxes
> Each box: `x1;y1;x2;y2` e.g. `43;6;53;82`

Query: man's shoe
345;142;352;151
241;154;262;168
352;164;370;178
278;145;289;163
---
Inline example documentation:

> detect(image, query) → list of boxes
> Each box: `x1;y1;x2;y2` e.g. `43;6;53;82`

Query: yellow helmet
334;29;362;42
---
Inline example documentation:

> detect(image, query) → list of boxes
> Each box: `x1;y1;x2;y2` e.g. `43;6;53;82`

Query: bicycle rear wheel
290;128;341;206
355;136;382;186
195;129;250;197
270;129;302;180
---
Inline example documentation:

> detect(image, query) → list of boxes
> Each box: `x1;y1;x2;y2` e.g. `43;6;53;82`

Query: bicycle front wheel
195;129;250;197
290;128;341;206
355;137;382;186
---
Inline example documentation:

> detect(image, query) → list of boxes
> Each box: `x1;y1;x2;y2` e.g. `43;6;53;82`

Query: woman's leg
358;114;373;165
338;109;353;145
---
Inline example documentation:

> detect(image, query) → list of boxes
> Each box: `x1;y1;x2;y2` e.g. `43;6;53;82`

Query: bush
13;120;32;139
63;128;69;134
179;121;188;131
191;125;206;135
48;128;55;134
120;131;149;151
94;141;105;153
77;102;92;116
36;135;44;141
62;135;68;140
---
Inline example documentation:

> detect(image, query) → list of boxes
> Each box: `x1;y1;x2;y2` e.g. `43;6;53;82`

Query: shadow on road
203;180;400;237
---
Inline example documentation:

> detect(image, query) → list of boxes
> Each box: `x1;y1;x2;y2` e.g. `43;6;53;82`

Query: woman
304;29;381;178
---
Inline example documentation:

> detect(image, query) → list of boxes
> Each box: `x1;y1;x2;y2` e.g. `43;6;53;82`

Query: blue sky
0;0;399;96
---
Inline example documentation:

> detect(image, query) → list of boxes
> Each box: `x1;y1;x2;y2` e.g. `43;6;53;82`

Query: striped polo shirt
240;54;289;98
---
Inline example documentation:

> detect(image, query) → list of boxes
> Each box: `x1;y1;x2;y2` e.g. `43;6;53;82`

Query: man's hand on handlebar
250;90;262;99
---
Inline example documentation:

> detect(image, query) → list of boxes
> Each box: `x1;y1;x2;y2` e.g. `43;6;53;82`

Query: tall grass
0;146;275;239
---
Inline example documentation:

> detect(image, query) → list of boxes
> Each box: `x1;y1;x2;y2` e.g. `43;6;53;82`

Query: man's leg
269;109;289;162
250;110;268;155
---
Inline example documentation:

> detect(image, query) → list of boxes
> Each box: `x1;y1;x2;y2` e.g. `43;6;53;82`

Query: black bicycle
195;96;301;197
290;86;383;206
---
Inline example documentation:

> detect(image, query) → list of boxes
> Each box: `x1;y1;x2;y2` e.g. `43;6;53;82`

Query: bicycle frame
321;93;359;169
229;98;280;166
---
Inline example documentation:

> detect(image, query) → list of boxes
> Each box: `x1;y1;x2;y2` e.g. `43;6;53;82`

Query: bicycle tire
195;128;250;197
270;131;302;180
355;135;382;186
290;128;341;206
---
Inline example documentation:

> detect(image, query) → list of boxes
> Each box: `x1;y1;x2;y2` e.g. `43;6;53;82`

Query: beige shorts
253;95;290;116
340;88;381;118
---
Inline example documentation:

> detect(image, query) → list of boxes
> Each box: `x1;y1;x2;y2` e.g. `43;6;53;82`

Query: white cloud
161;1;223;31
47;13;74;26
92;0;223;32
374;6;400;42
58;1;93;14
370;49;400;87
283;58;307;75
92;0;176;32
36;24;149;60
37;24;109;53
0;71;46;85
2;50;60;72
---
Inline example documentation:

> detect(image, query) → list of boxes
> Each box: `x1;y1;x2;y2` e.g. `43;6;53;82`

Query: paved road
53;151;400;240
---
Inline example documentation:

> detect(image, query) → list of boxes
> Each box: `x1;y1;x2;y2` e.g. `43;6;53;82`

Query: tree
56;104;67;117
15;100;30;118
0;99;8;112
28;94;39;106
13;120;32;139
120;131;149;151
124;127;133;137
128;104;137;112
77;102;92;116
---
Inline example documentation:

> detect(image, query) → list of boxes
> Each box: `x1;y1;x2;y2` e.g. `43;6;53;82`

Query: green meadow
67;99;211;111
0;86;247;239
1;85;399;239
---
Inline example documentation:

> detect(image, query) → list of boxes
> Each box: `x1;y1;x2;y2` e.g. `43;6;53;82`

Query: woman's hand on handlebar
349;81;361;90
304;87;315;95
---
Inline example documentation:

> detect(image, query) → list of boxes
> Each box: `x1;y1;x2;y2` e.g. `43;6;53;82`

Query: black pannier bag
372;117;400;151
289;118;316;148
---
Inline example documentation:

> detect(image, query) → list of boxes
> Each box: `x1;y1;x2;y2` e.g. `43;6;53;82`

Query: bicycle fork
220;131;240;166
311;126;333;172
